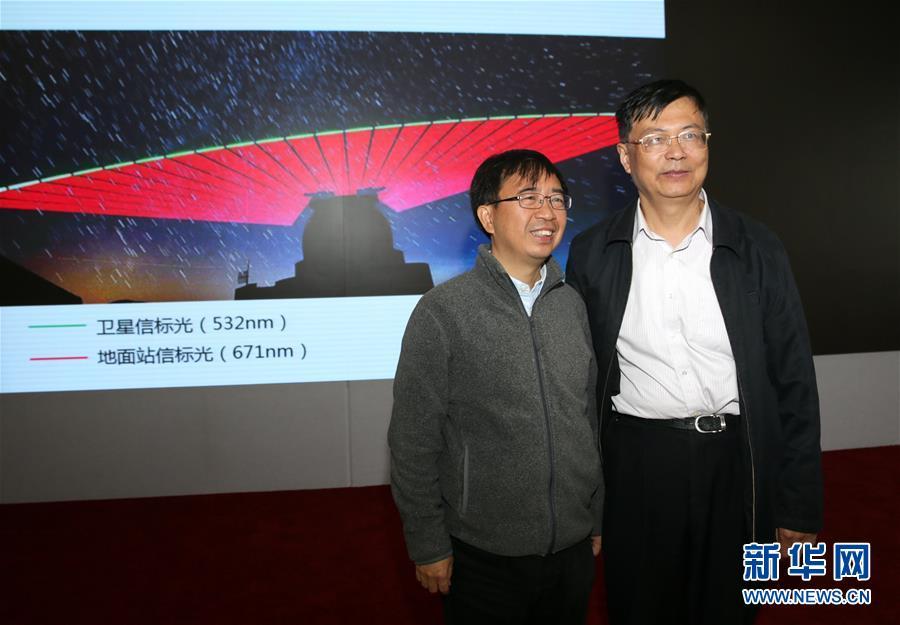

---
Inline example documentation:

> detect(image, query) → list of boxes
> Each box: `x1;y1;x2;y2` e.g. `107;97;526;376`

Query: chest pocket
451;305;536;398
532;314;594;400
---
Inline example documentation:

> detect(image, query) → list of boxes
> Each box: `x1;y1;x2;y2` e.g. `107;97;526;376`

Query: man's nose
535;197;557;219
665;137;687;158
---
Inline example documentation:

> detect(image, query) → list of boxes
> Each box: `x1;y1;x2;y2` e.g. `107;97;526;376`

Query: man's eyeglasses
488;192;573;211
625;129;711;154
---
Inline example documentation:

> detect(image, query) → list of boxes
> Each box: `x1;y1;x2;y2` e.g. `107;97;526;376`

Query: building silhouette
235;192;433;299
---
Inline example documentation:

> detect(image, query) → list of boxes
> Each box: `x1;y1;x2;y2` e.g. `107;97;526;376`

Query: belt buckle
694;414;726;433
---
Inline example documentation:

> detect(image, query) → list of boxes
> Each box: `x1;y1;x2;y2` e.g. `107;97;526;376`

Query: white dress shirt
509;264;546;317
612;191;740;419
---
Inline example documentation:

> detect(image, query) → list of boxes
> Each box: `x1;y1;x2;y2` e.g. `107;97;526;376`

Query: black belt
612;411;740;434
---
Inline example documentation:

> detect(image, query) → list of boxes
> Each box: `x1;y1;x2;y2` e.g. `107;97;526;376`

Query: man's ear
617;142;632;175
477;204;495;235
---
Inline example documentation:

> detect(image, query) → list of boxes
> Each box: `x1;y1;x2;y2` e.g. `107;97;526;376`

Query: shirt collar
509;263;547;295
633;189;712;245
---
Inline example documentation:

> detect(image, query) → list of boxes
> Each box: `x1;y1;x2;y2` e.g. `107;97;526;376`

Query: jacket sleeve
569;237;605;535
764;241;824;533
387;301;454;564
584;314;604;536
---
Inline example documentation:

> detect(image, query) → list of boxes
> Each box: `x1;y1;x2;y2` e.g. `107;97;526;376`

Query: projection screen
0;1;665;393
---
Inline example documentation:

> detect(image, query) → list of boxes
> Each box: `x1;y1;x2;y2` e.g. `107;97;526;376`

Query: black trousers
602;412;754;625
443;536;595;625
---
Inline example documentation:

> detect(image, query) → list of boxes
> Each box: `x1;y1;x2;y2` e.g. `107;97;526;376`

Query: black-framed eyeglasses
625;129;711;154
488;192;573;211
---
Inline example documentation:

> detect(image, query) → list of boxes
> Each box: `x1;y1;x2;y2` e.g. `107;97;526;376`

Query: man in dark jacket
389;149;603;624
566;80;822;624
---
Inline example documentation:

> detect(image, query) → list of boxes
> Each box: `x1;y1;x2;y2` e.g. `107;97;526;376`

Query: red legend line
30;356;89;361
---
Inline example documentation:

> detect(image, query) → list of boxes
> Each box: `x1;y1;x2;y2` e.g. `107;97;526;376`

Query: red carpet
1;445;897;624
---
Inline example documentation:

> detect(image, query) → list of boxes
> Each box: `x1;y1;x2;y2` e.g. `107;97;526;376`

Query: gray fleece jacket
388;244;603;565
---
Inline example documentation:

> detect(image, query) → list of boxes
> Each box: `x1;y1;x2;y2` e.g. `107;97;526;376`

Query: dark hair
615;79;709;142
468;149;568;236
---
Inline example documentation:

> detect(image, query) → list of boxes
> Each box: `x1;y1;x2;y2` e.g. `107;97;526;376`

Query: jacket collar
475;243;564;292
606;201;638;245
707;196;742;254
605;194;743;256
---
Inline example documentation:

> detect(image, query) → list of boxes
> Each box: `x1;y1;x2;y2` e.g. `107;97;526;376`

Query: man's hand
777;527;817;557
591;535;602;557
415;556;453;594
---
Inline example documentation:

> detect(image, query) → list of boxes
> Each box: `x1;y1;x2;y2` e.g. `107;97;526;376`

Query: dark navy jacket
565;198;823;541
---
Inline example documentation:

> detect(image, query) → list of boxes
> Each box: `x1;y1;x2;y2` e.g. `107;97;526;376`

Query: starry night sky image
0;31;661;304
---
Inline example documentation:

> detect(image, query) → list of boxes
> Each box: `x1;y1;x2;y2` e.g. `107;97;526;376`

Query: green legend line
28;324;88;328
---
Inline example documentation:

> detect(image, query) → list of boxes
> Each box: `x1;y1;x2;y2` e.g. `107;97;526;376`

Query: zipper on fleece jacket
528;315;557;555
526;278;565;555
503;271;563;555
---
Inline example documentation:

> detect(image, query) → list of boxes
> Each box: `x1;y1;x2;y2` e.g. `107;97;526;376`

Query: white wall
1;351;898;503
815;352;900;450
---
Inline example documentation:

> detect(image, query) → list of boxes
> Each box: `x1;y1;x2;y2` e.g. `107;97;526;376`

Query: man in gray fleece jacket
389;149;603;624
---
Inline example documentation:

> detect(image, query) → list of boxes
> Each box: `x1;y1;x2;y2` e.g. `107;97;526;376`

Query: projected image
0;31;658;305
